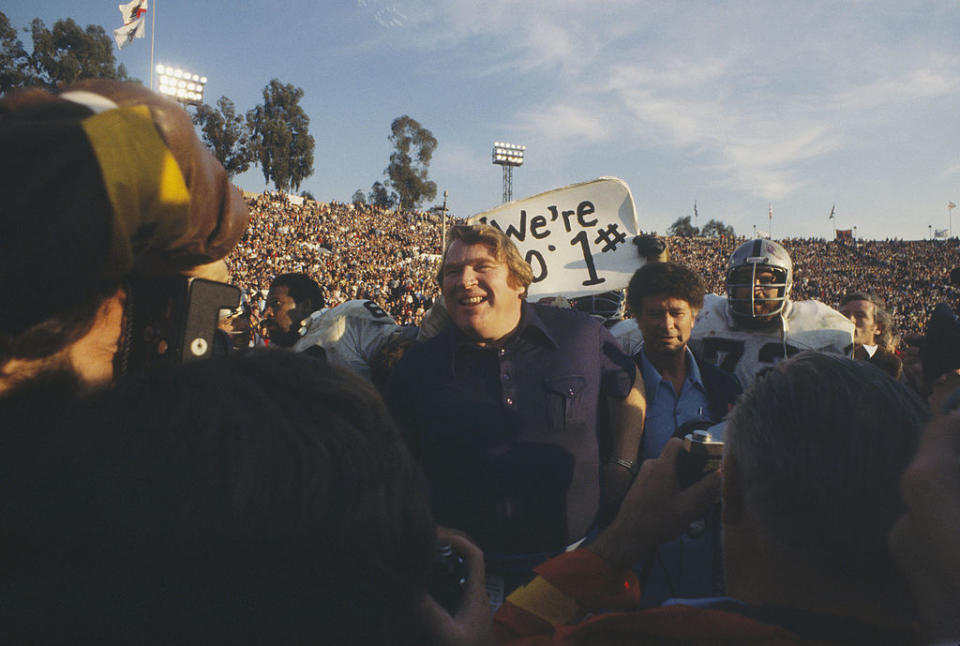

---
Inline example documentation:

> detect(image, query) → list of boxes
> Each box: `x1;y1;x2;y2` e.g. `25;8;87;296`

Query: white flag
113;15;146;49
118;0;148;24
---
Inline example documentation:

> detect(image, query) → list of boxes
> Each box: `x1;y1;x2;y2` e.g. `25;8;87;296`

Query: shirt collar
516;301;560;350
444;300;558;373
637;346;705;395
452;300;558;349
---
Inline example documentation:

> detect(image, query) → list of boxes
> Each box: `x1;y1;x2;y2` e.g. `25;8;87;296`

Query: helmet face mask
726;239;793;324
571;290;626;326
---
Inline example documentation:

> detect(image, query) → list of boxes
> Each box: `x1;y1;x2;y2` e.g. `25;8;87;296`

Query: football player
292;298;405;382
688;239;853;388
613;239;853;389
262;273;405;382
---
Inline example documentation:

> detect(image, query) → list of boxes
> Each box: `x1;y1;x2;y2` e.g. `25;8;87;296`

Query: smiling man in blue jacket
385;223;645;600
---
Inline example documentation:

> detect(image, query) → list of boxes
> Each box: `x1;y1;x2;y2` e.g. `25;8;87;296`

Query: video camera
115;275;241;377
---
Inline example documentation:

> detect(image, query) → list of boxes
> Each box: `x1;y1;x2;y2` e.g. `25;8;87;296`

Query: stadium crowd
229;192;960;342
667;235;960;340
227;193;442;326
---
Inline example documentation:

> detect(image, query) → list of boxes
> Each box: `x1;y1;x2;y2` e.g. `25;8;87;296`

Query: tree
701;218;736;239
384;115;437;210
27;17;131;88
246;79;314;192
192;96;252;177
368;181;395;208
0;12;30;94
667;216;699;237
351;189;366;205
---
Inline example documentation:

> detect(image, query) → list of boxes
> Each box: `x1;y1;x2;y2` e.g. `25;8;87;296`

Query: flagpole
149;0;157;90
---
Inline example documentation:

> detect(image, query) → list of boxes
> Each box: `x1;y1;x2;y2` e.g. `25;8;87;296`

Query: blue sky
6;1;960;239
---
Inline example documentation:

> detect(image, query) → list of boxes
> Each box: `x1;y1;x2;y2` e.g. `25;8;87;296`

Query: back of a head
726;352;928;578
632;233;670;263
0;81;248;388
0;351;435;644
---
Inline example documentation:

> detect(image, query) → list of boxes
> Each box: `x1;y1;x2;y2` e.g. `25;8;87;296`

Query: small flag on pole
828;204;835;220
114;0;147;50
114;18;145;48
119;0;148;23
949;202;957;209
694;201;698;219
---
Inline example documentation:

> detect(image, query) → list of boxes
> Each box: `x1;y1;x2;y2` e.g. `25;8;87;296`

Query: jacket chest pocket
543;375;587;431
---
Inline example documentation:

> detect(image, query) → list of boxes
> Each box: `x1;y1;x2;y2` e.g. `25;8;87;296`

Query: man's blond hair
437;224;534;295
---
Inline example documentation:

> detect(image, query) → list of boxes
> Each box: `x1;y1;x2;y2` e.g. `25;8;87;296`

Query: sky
6;0;960;239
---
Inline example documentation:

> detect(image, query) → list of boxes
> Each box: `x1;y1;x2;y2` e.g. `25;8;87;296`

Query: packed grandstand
228;191;960;342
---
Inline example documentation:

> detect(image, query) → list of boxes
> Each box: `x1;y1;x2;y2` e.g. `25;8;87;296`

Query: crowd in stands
228;193;960;341
668;235;960;339
227;194;442;326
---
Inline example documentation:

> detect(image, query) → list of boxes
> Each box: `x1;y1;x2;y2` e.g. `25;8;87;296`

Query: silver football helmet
570;290;627;327
726;239;793;324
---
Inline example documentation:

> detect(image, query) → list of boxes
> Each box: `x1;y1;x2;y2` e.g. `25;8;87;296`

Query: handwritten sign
467;177;639;300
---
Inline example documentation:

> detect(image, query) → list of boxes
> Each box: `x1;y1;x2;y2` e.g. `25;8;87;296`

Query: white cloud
356;0;960;218
436;143;488;177
515;104;610;144
606;59;729;92
357;0;407;28
724;125;838;169
834;68;956;111
940;162;960;180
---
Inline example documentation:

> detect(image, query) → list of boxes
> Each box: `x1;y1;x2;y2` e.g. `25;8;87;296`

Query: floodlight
155;62;208;106
492;141;526;203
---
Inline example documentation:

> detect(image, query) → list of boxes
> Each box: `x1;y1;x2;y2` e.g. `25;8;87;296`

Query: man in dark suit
840;291;902;379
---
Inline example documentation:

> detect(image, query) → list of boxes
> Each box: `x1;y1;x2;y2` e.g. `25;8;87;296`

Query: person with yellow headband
0;79;249;396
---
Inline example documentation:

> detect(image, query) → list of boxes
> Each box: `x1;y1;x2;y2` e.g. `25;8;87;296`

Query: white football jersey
689;294;854;389
610;318;644;356
293;299;399;380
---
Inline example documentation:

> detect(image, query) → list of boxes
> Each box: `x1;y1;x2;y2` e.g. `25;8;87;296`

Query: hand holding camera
418;530;494;646
588;438;721;571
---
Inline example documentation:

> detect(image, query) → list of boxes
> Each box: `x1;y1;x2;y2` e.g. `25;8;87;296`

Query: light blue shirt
638;347;711;460
634;347;720;606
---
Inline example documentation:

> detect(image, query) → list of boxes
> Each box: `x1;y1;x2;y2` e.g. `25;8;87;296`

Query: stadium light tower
492;142;525;203
155;64;208;106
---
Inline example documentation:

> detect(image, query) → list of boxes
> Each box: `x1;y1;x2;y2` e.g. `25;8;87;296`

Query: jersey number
701;338;744;373
702;338;801;373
